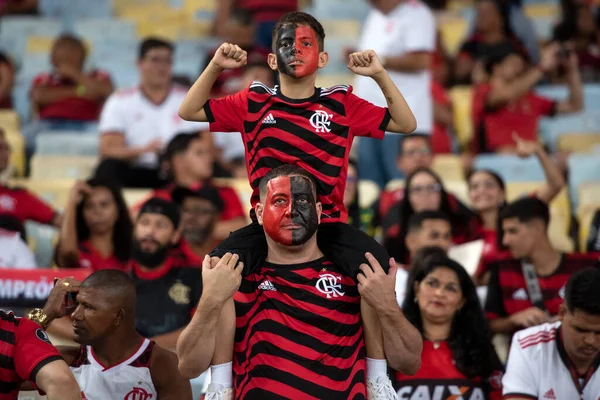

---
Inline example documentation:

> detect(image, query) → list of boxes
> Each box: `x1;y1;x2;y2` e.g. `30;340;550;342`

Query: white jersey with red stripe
503;322;600;400
70;338;157;400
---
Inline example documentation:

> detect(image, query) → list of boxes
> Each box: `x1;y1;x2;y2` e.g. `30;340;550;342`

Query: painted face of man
275;24;320;78
262;175;319;246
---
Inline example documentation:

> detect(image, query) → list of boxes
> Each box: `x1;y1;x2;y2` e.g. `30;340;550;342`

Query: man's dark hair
272;12;326;52
407;211;450;233
399;134;431;155
139;37;174;60
81;270;137;313
500;197;550;226
52;34;87;59
565;268;600;315
258;164;318;198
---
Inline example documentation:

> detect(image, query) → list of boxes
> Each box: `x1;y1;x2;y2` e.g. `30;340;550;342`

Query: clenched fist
211;43;248;70
347;50;385;77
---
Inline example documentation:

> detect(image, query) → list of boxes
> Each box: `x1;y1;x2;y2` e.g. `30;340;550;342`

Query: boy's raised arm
179;43;248;122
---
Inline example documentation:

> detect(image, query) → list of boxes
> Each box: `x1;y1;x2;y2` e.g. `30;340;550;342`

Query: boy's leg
206;298;235;399
210;221;267;276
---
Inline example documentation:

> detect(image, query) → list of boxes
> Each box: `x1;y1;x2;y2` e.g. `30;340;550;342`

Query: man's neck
265;237;324;265
140;83;171;104
422;320;451;342
91;329;144;367
528;242;561;275
278;74;318;100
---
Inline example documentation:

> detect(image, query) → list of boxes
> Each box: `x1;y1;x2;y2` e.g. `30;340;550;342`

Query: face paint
275;24;320;78
262;175;319;246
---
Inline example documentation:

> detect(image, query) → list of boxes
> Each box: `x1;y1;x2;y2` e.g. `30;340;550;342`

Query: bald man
40;270;192;400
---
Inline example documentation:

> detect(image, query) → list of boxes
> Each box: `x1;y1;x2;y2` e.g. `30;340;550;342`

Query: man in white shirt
0;228;37;268
96;38;205;188
353;0;436;188
503;267;600;399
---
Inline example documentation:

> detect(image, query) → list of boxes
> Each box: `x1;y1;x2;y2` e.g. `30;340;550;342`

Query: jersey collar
275;85;322;104
556;325;600;394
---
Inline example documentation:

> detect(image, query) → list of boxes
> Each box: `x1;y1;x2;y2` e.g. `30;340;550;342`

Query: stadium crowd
1;0;600;399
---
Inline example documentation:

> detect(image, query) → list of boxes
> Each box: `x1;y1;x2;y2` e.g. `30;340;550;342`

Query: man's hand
539;43;560;73
513;133;541;158
145;138;164;154
211;43;248;71
201;253;243;308
357;253;398;313
43;277;81;322
509;307;550;328
55;63;82;82
347;50;384;77
67;181;92;206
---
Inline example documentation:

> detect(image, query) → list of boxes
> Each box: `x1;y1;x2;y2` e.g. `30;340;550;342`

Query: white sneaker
204;383;234;400
367;376;398;400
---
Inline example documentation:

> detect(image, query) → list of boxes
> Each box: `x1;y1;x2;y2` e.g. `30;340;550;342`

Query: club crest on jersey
124;387;153;400
168;281;191;305
315;273;345;299
310;110;333;133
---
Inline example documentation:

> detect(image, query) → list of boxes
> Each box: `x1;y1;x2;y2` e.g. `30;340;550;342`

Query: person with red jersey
177;165;422;400
55;178;133;271
133;132;246;240
397;256;504;399
468;135;565;282
0;310;80;400
485;197;599;337
32;270;192;400
471;44;582;154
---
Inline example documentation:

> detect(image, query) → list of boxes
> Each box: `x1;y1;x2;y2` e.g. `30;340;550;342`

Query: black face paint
274;24;320;78
290;175;319;245
275;23;298;77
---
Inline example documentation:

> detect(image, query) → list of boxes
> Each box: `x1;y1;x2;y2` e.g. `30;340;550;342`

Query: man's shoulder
109;86;139;101
490;258;521;272
396;0;435;20
563;253;600;269
513;322;560;352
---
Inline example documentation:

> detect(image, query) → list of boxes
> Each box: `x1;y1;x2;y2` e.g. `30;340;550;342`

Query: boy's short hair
139;37;174;60
52;34;87;58
272;12;326;52
500;197;550;227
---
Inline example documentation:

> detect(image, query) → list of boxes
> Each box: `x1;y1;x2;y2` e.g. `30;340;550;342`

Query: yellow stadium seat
432;154;464;181
578;182;600;214
0;110;19;131
524;3;558;18
123;189;153;208
438;17;468;56
30;155;97;181
27;36;92;54
558;133;600;153
358;180;380;208
137;20;210;41
578;207;597;252
321;20;361;39
184;0;216;12
449;86;473;149
10;178;74;210
6;133;25;177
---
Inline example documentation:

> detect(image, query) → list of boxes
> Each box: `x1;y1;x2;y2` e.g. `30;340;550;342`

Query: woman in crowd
397;256;504;399
383;167;479;263
467;135;565;280
55;178;132;270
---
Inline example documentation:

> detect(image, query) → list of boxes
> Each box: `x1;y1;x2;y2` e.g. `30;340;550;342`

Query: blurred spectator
485;197;597;336
472;45;583;154
29;34;113;126
204;9;269;98
431;81;454;154
54;179;133;271
455;0;528;85
212;0;298;49
502;268;600;399
133;132;246;240
405;211;453;257
96;38;203;189
396;245;449;305
130;198;202;352
383;167;479;263
554;3;600;82
0;0;37;15
587;209;600;252
0;129;61;228
0;51;14;109
469;136;565;280
172;186;223;262
354;0;435;189
398;256;503;399
0;227;36;268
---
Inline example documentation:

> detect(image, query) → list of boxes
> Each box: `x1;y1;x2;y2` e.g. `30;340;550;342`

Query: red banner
0;268;91;308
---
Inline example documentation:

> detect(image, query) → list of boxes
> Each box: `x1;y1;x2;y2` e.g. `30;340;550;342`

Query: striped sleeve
502;332;538;398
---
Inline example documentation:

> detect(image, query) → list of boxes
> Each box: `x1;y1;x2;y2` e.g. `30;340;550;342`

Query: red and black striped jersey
204;82;390;224
0;310;62;400
233;257;366;399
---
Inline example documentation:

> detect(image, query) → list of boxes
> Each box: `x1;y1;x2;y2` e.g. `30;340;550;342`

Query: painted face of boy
275;24;320;78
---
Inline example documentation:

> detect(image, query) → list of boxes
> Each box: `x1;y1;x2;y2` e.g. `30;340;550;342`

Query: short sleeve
502;333;538;398
99;93;127;133
218;187;246;220
484;265;506;320
22;190;56;225
403;7;436;53
14;319;62;382
203;88;249;133
345;89;390;139
531;94;556;117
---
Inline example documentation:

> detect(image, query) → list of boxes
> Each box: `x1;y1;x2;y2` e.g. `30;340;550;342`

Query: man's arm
151;327;185;353
382;52;432;73
31;86;78;107
555;53;583;114
502;333;538;399
34;359;81;400
151;345;193;400
99;133;161;161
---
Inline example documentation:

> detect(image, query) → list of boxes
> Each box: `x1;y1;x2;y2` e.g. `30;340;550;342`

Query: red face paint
262;175;319;246
275;24;320;78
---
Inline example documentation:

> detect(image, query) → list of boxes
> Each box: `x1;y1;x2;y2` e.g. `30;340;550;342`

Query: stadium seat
25;221;59;268
123;189;152;208
449;86;473;148
536;84;600;110
432;154;464;182
0;110;19;131
557;133;600;153
35;131;99;156
474;154;546;182
10;178;74;210
523;3;558;18
538;111;600;149
6;133;25;177
74;19;137;42
506;183;571;234
578;182;600;214
568;154;600;209
578;207;597;252
531;17;554;41
312;0;370;20
358;180;380;208
30;155;97;181
438;16;468;56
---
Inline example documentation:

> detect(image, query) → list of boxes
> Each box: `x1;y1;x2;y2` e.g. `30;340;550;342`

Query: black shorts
210;221;390;277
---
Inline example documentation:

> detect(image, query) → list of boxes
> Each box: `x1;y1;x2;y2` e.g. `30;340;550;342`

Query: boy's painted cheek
293;26;319;78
